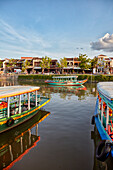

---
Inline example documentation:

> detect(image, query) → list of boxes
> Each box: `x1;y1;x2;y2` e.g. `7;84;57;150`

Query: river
0;80;112;170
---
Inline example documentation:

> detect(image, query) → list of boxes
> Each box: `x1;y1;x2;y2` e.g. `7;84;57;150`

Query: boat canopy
0;86;40;99
97;82;113;101
52;76;78;79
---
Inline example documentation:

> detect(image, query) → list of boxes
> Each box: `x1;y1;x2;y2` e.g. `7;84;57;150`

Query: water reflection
91;126;113;170
0;79;99;170
0;80;18;87
0;110;50;170
18;79;97;100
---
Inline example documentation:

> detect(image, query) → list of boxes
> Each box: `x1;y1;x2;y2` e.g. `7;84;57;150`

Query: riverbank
18;74;113;83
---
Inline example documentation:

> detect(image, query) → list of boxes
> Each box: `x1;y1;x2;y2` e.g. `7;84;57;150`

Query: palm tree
59;57;67;74
90;56;98;73
22;60;30;73
6;58;16;72
0;60;3;69
78;54;90;73
40;56;52;73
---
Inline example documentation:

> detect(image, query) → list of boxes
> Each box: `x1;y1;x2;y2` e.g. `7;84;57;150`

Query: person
11;109;15;115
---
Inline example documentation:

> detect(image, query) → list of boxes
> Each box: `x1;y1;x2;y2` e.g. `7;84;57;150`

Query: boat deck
97;82;113;101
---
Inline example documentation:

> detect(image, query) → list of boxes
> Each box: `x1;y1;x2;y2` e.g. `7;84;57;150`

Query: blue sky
0;0;113;59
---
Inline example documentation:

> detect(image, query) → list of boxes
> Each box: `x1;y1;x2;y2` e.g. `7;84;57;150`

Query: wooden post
106;105;109;131
19;95;21;114
7;97;10;118
9;145;13;161
35;90;37;106
29;129;31;146
28;93;30;110
101;100;103;124
36;124;38;136
20;136;23;153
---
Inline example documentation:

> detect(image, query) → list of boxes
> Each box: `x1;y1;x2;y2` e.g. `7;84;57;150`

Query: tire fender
6;118;14;127
96;140;111;162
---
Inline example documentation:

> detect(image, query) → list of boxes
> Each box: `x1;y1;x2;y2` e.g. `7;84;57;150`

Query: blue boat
92;82;113;162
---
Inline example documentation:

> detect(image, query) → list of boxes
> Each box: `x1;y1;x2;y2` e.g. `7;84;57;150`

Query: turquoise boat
0;86;50;133
45;76;87;86
92;82;113;162
0;110;50;170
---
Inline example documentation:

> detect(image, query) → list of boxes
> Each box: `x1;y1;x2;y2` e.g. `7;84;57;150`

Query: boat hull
93;97;113;159
94;98;111;141
45;79;87;86
0;97;50;133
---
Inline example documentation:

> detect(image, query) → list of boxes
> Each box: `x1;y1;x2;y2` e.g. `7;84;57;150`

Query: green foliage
7;58;16;72
59;57;67;68
90;56;98;69
22;60;30;72
18;74;113;83
78;54;91;72
0;60;3;68
18;74;53;80
40;56;52;73
59;57;67;74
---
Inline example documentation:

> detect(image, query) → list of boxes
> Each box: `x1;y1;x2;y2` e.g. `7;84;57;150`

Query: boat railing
97;93;113;133
0;94;44;119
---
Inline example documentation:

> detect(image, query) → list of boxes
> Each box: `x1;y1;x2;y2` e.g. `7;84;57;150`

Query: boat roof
0;86;40;99
97;82;113;100
52;76;78;79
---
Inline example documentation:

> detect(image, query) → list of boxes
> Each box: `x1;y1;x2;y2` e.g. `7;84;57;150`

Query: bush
18;74;113;82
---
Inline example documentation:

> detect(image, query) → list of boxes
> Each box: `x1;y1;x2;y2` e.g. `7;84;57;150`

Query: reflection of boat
0;86;50;133
92;82;113;162
49;85;87;93
0;110;50;170
45;76;87;86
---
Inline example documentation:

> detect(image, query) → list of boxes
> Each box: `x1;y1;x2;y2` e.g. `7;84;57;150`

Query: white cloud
91;33;113;52
0;18;53;58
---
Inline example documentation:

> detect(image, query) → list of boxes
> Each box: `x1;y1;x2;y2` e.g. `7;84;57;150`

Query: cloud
0;18;26;41
91;33;113;52
0;18;86;59
0;18;52;57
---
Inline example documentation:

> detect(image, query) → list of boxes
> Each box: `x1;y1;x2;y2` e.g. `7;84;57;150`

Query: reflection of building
0;110;50;169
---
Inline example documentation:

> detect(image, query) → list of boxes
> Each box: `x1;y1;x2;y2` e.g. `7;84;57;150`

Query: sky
0;0;113;60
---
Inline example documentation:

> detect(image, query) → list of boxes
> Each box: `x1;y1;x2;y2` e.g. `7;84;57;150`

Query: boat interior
0;92;41;119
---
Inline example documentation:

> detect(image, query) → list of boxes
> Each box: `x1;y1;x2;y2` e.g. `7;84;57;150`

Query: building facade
97;54;113;74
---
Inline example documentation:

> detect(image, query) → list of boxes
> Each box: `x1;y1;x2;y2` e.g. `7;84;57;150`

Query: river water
0;81;112;170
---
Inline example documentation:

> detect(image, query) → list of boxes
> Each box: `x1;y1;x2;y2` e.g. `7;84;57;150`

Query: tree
40;56;52;73
78;54;90;73
22;60;30;73
59;57;67;74
6;58;16;72
0;60;3;69
90;56;98;73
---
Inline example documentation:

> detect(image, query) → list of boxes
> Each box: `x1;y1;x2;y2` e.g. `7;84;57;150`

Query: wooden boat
0;86;50;133
0;110;50;170
45;76;87;86
92;82;113;162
